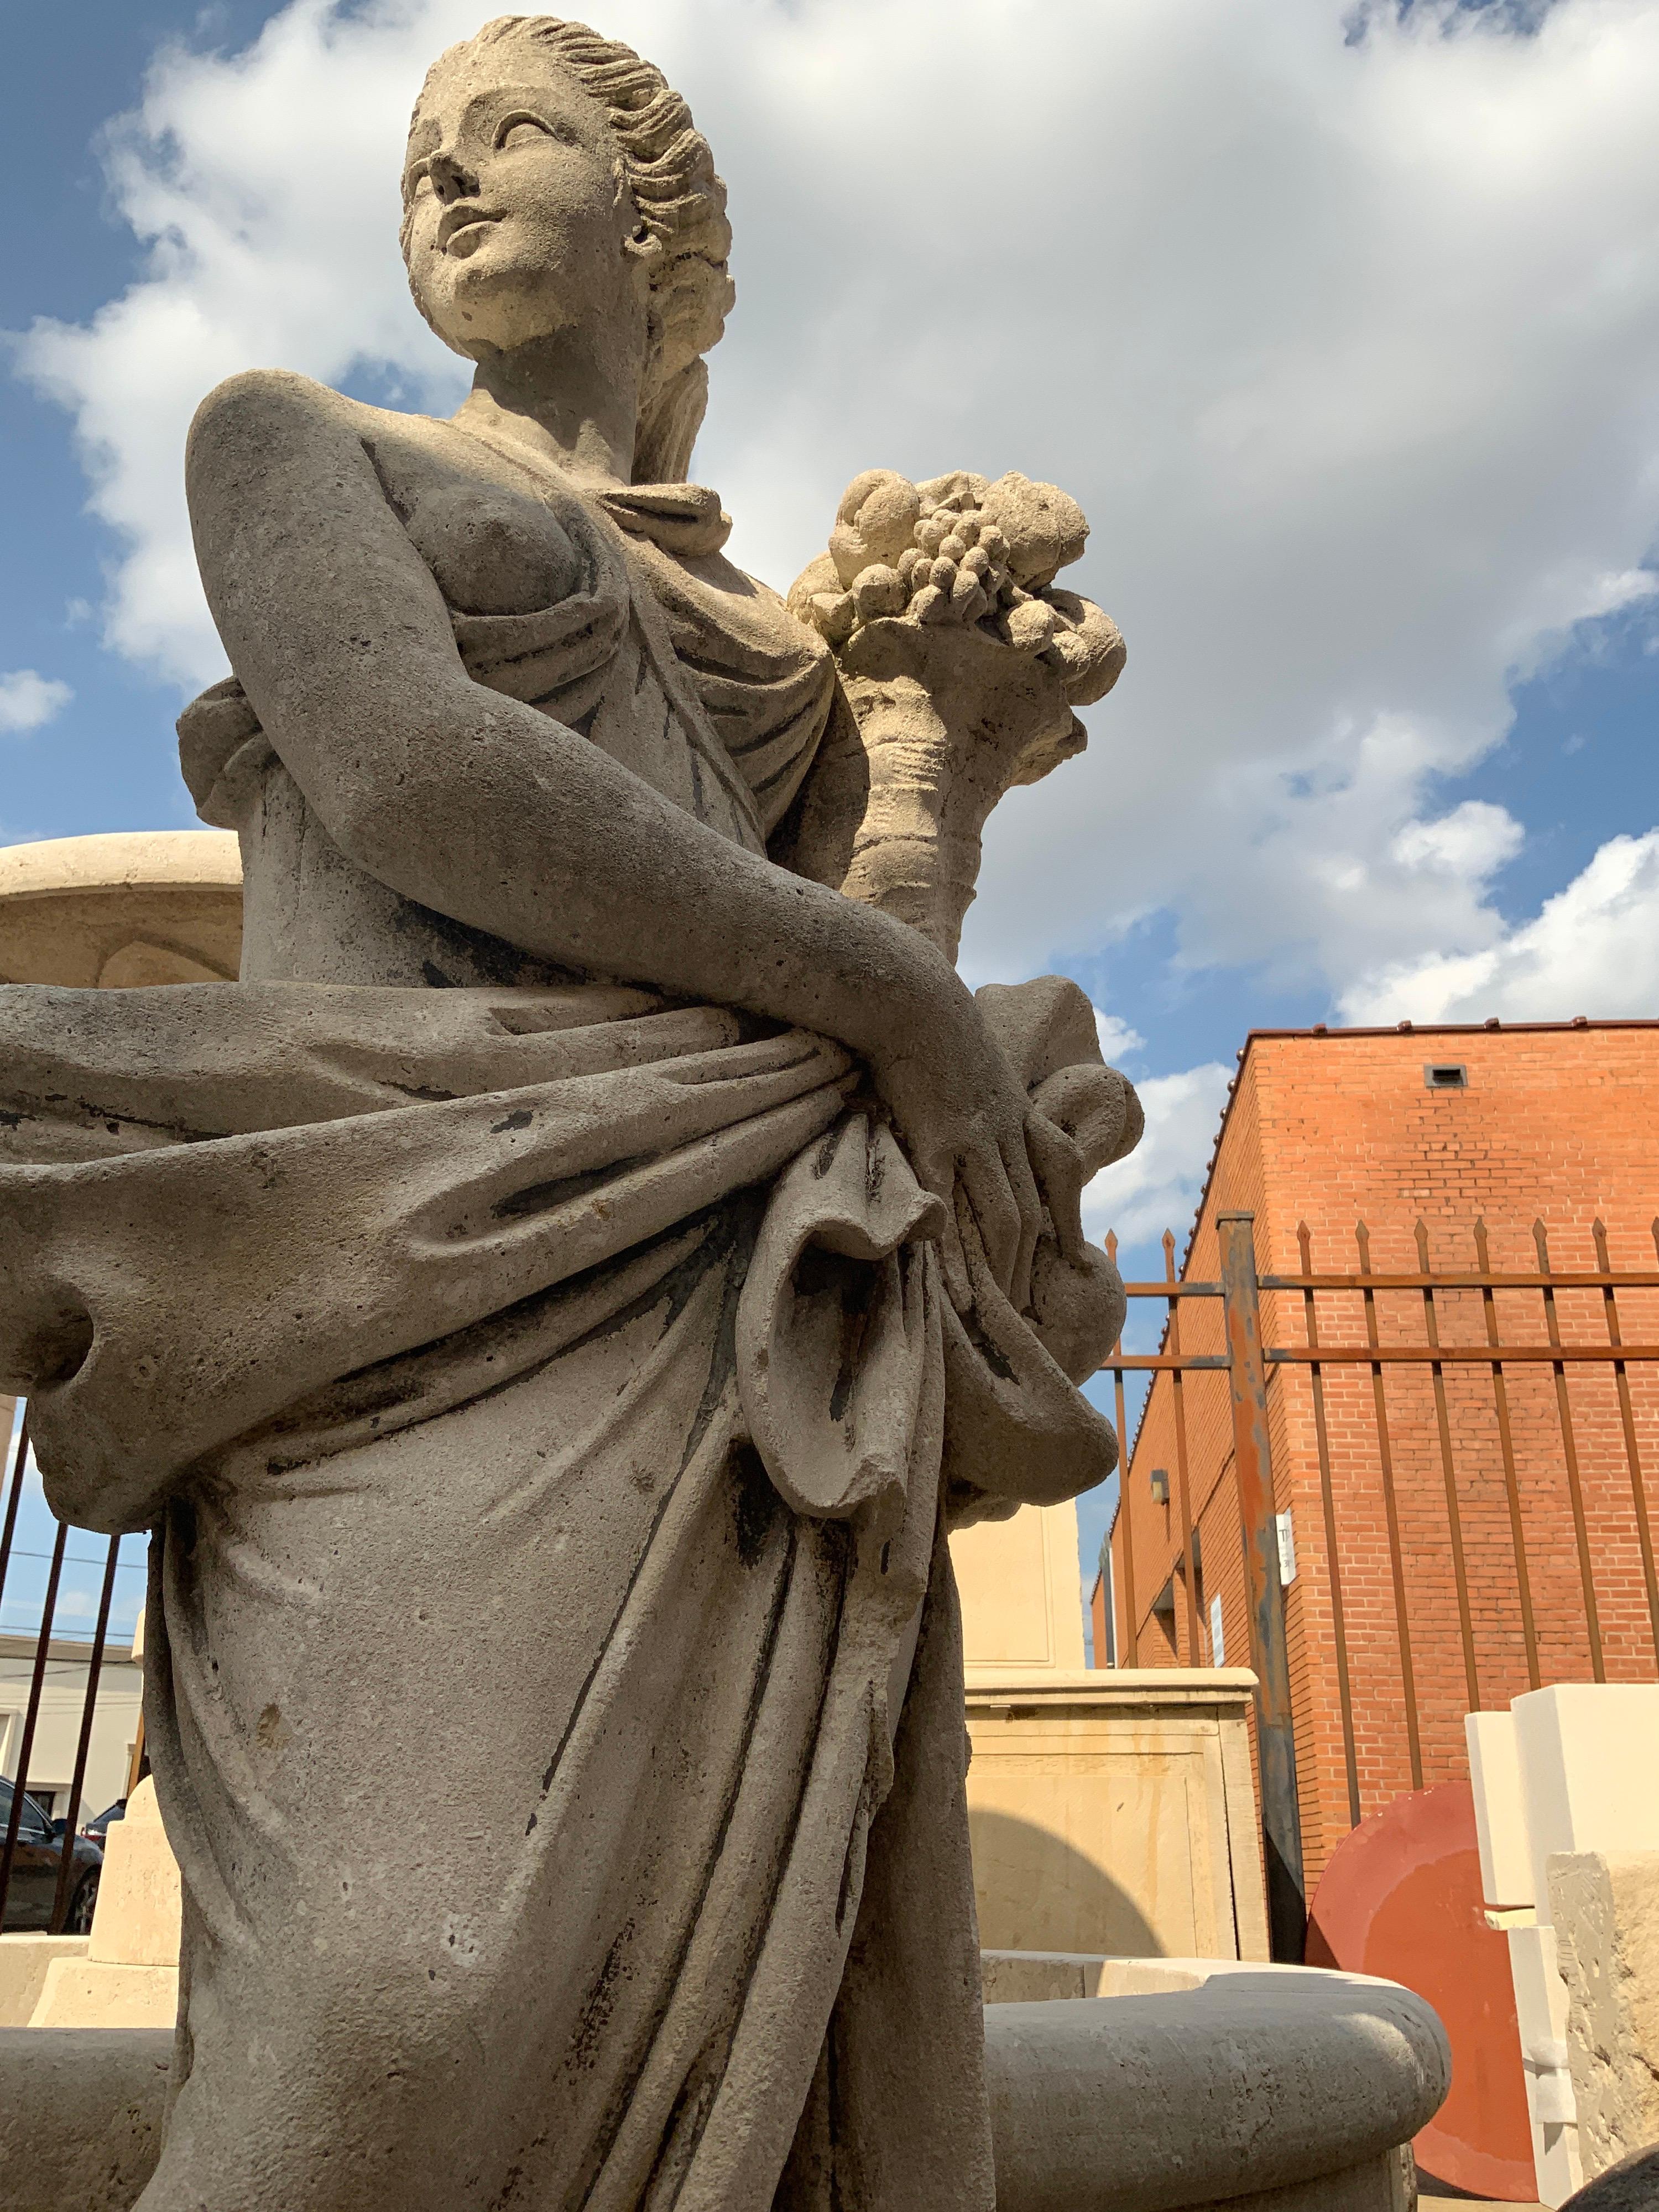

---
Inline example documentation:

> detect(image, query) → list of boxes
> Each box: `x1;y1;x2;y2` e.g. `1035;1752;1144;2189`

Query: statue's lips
440;208;505;255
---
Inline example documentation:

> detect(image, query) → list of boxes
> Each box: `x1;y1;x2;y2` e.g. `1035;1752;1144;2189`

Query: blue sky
5;0;1659;1634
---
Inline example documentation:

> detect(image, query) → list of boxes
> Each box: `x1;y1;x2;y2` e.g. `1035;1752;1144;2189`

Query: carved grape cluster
793;468;1120;697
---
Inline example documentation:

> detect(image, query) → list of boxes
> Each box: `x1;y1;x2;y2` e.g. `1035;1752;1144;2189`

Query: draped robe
0;471;1129;2211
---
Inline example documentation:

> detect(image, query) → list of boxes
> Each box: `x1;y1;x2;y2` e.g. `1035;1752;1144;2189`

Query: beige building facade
0;1636;142;1830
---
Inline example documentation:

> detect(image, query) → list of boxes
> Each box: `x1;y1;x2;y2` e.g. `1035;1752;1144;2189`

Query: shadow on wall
969;1809;1162;1957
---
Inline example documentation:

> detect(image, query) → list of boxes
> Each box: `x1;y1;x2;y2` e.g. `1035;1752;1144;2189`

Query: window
1208;1593;1226;1668
1423;1062;1468;1091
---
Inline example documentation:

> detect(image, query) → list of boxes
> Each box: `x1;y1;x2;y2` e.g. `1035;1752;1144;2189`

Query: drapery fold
0;972;1122;2209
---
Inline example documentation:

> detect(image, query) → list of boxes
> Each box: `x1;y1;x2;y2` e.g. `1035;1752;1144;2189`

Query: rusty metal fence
0;1409;134;1936
1102;1211;1659;1961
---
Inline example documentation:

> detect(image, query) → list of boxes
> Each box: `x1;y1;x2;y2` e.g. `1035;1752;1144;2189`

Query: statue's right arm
185;371;1042;1302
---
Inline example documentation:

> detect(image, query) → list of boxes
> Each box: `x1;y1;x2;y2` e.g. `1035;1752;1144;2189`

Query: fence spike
1414;1219;1432;1270
1533;1218;1552;1268
1354;1220;1373;1270
1296;1220;1312;1270
1593;1219;1611;1271
1474;1217;1491;1269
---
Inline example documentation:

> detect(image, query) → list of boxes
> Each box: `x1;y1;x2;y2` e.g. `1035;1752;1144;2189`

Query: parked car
79;1798;127;1844
0;1777;102;1933
52;1798;126;1845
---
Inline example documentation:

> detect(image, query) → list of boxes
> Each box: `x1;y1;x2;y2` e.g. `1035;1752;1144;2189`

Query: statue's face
403;57;643;358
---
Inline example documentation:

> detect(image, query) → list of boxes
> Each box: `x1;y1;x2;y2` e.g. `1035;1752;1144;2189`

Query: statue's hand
786;468;1125;711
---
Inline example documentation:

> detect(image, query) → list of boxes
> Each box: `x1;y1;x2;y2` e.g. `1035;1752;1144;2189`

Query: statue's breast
399;478;586;619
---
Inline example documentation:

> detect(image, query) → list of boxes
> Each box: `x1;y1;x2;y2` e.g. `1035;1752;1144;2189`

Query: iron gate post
1217;1211;1307;1962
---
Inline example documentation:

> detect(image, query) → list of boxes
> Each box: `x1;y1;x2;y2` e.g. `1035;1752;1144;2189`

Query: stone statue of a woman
0;17;1138;2208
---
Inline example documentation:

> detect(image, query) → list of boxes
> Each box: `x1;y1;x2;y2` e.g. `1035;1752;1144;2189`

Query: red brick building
1103;1020;1659;1894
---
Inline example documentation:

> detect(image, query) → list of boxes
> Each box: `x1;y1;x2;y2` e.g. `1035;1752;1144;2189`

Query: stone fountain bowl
0;1955;1448;2212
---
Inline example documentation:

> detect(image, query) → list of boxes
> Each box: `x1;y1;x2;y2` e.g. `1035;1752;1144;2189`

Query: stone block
0;1936;88;2027
966;1671;1270;1963
28;1961;179;2032
86;1779;181;1968
1548;1850;1659;2184
1511;1688;1659;1923
1467;1708;1534;1910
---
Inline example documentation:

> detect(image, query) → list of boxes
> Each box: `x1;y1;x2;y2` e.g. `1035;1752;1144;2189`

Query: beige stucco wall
0;1641;143;1829
952;1502;1086;1679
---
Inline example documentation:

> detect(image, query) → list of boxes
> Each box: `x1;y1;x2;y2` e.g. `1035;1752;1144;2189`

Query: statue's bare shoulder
187;372;602;649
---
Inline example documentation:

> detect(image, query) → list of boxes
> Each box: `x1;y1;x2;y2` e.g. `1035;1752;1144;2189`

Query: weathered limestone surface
30;1782;181;2031
967;1671;1270;1962
0;13;1148;2210
0;1966;1448;2212
1549;1851;1659;2183
983;1974;1447;2212
0;2029;170;2212
0;831;240;987
0;1936;88;2027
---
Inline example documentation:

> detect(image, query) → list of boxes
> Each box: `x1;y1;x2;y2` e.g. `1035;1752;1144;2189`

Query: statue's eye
497;114;552;150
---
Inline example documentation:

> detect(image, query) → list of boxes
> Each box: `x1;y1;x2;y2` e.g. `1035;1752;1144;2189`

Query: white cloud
1093;1009;1146;1064
0;670;72;734
13;0;1659;1010
1082;1061;1233;1252
1339;826;1659;1024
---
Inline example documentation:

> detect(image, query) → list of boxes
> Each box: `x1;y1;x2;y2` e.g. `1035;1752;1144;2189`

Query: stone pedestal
30;1780;180;2031
966;1670;1270;1961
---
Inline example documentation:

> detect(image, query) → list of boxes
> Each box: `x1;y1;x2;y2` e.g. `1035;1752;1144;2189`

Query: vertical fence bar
126;1715;148;1803
1217;1211;1305;1963
0;1517;68;1927
1106;1232;1136;1668
49;1533;122;1933
0;1408;29;1622
1299;1222;1360;1830
1475;1219;1541;1691
1534;1220;1605;1682
1357;1222;1423;1791
1417;1220;1480;1713
1165;1229;1202;1666
1598;1220;1659;1666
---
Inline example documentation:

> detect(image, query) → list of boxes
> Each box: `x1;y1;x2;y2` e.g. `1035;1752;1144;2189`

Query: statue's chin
417;252;557;361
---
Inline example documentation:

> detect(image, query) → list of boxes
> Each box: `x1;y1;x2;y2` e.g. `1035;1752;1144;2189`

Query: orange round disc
1306;1779;1536;2202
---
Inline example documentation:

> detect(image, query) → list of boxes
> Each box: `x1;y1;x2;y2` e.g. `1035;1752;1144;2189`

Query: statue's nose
429;149;479;204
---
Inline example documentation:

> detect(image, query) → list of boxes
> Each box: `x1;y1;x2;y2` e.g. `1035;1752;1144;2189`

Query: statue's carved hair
404;15;733;483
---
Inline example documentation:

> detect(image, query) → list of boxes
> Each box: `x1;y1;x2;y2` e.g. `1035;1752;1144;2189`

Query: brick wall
1109;1022;1659;1894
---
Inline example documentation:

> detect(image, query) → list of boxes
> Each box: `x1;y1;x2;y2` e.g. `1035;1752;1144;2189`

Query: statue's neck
455;330;640;491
